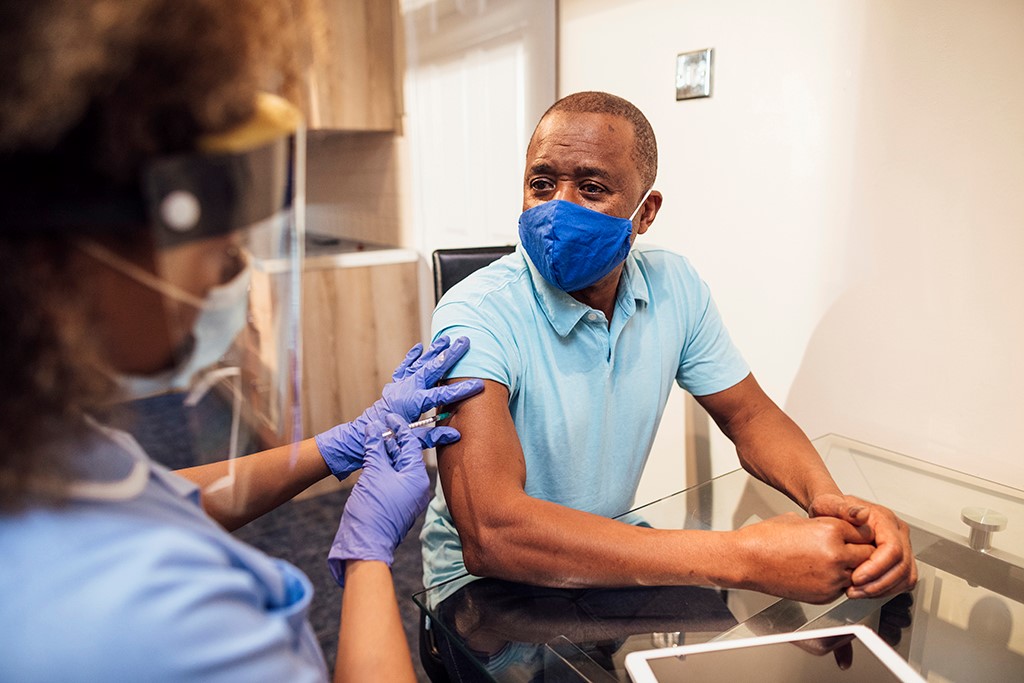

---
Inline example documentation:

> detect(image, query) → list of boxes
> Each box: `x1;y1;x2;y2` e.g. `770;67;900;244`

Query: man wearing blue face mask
419;91;917;676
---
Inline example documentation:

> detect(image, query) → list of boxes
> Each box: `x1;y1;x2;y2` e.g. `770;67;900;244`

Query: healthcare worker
0;1;481;681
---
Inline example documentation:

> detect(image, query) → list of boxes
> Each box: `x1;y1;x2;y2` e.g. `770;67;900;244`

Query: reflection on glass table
413;434;1024;682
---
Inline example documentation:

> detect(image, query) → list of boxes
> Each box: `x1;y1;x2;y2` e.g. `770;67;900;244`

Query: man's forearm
731;407;841;510
698;375;841;510
456;490;874;604
696;377;917;600
457;490;738;589
175;438;331;530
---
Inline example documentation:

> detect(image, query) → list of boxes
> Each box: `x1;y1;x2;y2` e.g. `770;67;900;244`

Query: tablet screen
643;634;907;682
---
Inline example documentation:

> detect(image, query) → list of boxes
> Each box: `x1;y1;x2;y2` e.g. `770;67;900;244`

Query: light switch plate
676;48;713;100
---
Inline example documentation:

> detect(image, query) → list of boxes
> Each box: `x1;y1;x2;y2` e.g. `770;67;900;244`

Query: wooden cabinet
301;0;402;131
241;252;421;454
300;255;421;437
241;253;421;497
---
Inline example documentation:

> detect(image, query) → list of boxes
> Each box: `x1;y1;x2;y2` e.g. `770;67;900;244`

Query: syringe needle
381;412;452;439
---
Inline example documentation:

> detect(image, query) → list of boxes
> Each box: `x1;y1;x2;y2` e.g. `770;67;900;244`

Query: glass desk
414;435;1024;682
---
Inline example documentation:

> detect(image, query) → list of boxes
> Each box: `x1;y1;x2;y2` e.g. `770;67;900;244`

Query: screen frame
624;624;924;683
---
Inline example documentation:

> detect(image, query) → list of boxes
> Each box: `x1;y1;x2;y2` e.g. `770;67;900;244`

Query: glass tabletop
414;434;1024;682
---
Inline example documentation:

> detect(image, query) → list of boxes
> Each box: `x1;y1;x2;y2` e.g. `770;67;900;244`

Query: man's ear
636;190;663;235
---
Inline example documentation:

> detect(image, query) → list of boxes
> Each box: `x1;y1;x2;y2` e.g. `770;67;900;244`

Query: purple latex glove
314;336;483;479
328;414;430;586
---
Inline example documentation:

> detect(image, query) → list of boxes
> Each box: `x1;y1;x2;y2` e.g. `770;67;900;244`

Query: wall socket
676;48;713;100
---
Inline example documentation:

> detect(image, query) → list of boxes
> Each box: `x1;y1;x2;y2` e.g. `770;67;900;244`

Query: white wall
560;0;1024;500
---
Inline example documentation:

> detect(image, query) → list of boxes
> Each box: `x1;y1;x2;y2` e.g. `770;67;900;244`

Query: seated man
421;91;916;642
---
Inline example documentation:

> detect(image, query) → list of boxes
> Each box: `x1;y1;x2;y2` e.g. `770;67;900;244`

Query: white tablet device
625;625;924;683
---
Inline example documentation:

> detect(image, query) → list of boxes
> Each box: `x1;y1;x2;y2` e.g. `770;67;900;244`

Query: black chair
431;245;516;303
419;245;514;683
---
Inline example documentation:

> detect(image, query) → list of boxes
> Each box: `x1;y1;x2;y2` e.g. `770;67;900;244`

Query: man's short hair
538;91;658;190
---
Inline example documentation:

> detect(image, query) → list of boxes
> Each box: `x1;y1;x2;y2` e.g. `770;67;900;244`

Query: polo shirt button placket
586;311;613;364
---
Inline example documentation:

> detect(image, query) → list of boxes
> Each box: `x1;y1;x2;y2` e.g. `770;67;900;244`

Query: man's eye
580;182;605;195
529;178;554;192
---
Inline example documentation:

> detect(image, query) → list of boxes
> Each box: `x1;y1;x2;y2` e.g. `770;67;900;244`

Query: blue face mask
518;191;651;292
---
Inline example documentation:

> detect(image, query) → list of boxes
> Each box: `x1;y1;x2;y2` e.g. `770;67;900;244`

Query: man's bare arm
695;374;843;509
437;379;877;604
696;373;917;598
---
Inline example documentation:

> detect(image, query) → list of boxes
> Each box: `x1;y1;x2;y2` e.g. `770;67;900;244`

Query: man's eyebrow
526;162;612;181
527;162;557;176
574;165;612;181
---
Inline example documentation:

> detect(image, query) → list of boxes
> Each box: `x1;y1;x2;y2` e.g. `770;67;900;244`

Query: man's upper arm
436;379;528;554
693;372;766;437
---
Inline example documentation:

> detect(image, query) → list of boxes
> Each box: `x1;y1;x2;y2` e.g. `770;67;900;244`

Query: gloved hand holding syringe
314;336;483;479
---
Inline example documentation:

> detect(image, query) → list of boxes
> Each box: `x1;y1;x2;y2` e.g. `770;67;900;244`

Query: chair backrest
431;245;516;303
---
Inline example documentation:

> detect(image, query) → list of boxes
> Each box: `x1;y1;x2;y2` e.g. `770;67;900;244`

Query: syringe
381;412;452;439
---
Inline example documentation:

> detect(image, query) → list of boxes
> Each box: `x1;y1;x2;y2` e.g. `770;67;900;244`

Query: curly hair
0;0;320;510
538;91;658;191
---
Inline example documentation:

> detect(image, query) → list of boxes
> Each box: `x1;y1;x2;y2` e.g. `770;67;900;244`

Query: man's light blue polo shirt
420;244;749;606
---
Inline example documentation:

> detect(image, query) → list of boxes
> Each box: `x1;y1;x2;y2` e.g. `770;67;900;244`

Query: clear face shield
85;93;306;486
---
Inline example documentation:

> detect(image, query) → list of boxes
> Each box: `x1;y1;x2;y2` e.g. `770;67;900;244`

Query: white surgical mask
80;241;252;399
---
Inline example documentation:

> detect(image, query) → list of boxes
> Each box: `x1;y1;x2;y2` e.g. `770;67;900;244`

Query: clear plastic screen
98;117;306;493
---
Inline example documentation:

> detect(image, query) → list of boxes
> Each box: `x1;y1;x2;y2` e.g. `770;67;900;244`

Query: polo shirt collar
619;247;650;312
520;245;650;338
